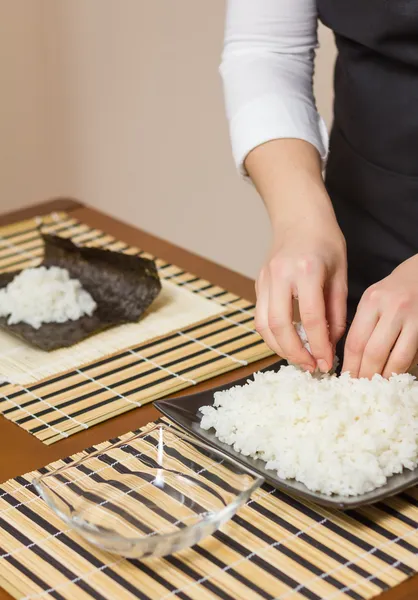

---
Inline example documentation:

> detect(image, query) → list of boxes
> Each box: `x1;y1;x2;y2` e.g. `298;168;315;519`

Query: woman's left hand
342;255;418;378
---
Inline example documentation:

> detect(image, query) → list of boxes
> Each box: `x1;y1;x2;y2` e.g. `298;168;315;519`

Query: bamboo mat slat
0;212;273;444
1;418;418;600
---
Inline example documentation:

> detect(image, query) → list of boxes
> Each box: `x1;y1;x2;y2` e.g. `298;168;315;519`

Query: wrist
269;182;339;237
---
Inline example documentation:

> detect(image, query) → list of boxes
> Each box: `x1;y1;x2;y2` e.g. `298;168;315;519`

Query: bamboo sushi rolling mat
1;417;418;600
0;212;273;445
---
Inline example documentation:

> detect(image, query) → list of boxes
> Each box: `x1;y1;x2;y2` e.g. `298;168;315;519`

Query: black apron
317;0;418;324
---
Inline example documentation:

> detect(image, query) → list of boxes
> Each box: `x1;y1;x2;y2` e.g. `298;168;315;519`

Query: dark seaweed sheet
0;234;162;351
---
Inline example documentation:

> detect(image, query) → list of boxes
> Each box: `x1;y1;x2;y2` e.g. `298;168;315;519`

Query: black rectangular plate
155;360;418;510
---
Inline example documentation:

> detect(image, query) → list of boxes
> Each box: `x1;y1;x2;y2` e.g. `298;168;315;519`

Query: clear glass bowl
33;424;264;558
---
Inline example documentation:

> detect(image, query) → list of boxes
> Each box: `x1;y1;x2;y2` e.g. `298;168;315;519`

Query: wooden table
0;199;416;600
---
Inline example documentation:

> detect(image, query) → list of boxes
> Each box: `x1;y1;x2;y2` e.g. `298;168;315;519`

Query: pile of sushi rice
0;266;97;329
200;324;418;497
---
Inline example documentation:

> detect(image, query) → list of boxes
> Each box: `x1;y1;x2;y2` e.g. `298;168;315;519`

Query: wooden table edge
0;197;82;227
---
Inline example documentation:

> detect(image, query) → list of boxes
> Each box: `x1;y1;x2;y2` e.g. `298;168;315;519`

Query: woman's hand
245;139;348;372
255;215;347;373
343;255;418;378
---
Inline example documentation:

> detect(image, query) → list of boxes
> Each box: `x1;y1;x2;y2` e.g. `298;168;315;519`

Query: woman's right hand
255;216;347;372
245;139;348;372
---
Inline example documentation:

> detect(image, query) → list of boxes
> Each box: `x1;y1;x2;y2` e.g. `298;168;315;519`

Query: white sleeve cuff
229;93;329;177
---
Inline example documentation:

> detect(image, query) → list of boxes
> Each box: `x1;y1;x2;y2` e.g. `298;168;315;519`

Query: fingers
255;264;315;370
268;264;315;368
343;283;418;378
297;259;333;372
342;296;379;377
357;317;402;378
254;270;284;357
326;276;347;348
383;327;418;378
256;254;347;373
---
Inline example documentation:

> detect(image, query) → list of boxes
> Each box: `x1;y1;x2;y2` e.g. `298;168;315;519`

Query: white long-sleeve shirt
221;0;329;175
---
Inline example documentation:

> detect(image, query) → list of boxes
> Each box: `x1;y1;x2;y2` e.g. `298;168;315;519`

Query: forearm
245;139;338;234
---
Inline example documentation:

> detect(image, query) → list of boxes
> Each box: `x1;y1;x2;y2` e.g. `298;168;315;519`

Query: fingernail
317;359;329;373
301;364;315;373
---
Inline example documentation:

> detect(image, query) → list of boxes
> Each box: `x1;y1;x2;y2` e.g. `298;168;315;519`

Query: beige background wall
0;1;70;214
1;2;336;279
1;2;49;213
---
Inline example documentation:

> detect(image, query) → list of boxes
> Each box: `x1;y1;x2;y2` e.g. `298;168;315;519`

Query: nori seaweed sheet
0;234;162;351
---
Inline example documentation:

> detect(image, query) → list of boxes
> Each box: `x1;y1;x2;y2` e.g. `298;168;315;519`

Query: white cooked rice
200;365;418;496
0;266;97;329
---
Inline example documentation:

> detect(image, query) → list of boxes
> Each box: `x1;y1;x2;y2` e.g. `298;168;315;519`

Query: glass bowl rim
33;423;265;547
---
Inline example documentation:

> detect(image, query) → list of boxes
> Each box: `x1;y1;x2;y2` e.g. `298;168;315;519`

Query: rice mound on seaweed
0;266;97;329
